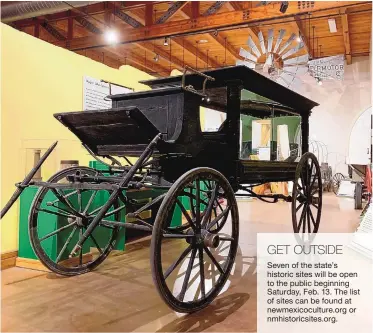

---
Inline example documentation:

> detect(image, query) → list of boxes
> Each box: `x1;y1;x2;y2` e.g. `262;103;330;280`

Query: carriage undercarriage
1;65;322;313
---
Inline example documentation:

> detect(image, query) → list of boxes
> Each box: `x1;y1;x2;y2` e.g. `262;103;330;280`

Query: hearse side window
199;106;227;133
240;89;301;161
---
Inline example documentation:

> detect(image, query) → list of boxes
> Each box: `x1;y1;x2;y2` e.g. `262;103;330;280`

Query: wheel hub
201;229;220;248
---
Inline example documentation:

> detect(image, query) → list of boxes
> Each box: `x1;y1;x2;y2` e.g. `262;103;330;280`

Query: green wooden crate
18;163;183;260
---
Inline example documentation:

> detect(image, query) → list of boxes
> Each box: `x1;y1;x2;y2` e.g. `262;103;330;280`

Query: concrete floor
1;193;361;332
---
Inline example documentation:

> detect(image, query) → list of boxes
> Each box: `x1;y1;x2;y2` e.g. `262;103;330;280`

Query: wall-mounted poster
83;76;133;111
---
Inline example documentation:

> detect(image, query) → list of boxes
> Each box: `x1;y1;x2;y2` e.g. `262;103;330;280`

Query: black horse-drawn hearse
1;65;322;313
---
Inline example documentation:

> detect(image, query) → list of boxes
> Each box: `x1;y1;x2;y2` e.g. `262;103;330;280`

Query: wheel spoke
39;221;77;242
307;208;311;233
77;190;82;213
189;186;196;219
51;189;80;216
79;229;83;266
302;206;307;233
47;190;79;206
83;191;98;214
89;234;103;254
311;202;319;209
203;245;224;274
56;226;78;263
176;199;197;233
207;206;230;231
199;247;206;298
37;208;74;219
308;206;317;229
297;204;307;233
164;245;192;279
196;180;201;228
178;248;197;301
219;236;234;241
296;201;305;212
201;185;218;228
162;233;195;239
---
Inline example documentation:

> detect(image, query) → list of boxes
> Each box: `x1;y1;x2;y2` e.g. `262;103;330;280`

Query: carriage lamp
153;54;160;62
164;37;169;46
105;29;118;44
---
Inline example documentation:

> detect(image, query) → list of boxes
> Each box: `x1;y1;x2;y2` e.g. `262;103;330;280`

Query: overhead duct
1;1;101;23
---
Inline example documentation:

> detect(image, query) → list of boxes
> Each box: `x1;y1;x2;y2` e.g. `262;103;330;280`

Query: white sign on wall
308;55;345;80
83;76;132;111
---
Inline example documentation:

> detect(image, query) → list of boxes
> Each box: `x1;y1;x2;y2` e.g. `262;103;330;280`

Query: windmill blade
283;66;309;76
277;72;296;88
283;54;309;66
278;33;296;55
258;31;267;54
282;42;305;59
236;59;256;69
264;53;273;67
273;29;285;53
247;36;261;58
239;47;258;62
267;29;274;53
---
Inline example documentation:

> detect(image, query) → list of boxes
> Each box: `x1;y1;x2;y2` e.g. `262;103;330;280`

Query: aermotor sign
308;55;345;80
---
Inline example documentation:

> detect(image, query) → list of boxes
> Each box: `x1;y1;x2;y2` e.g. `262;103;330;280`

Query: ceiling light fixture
153;54;159;62
199;39;209;44
105;29;118;44
164;37;169;46
279;1;289;13
328;18;337;33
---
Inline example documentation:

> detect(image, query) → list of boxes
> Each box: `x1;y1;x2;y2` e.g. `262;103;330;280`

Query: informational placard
308;55;345;81
83;76;132;111
257;233;372;333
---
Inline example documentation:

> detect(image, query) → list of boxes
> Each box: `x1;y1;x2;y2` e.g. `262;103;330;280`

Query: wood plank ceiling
4;1;372;77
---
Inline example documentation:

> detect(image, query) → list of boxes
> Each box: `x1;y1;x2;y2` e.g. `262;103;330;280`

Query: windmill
236;28;310;90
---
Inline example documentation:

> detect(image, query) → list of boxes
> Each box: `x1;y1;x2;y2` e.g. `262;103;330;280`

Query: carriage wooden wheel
29;167;121;275
332;172;345;195
292;153;323;234
151;168;239;313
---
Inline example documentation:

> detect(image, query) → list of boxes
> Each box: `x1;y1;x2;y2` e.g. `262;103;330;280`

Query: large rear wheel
151;167;239;313
292;153;322;236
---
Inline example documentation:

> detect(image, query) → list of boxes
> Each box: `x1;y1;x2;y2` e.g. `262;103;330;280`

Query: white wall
292;56;371;175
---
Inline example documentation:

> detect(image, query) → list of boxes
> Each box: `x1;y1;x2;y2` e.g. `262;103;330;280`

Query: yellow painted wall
0;24;154;252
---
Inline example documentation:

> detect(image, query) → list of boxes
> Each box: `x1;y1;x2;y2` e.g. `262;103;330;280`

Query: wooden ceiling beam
209;33;241;60
53;1;368;51
173;37;220;69
294;15;311;55
124;50;169;75
155;1;188;24
201;1;225;17
40;20;66;41
135;42;185;70
341;11;352;65
74;16;102;34
114;8;143;28
145;3;154;26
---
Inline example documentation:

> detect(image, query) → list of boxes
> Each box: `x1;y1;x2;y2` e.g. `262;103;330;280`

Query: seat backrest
54;107;159;154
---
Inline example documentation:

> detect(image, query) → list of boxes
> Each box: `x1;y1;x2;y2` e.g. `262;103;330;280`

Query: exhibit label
257;233;373;333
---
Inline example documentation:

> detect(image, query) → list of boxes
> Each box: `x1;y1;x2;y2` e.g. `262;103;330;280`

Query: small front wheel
151;167;239;313
29;167;121;276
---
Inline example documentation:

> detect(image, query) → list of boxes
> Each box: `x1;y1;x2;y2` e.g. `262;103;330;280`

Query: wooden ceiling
4;1;372;77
